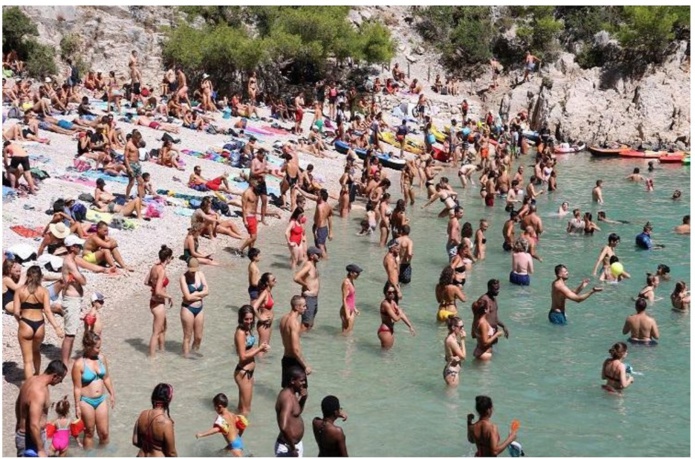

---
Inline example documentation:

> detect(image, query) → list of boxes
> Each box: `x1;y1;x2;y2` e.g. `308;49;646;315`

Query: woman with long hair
145;245;173;358
467;395;517;456
234;305;269;416
377;282;415;350
3;258;24;315
601;342;633;393
71;331;115;449
183;223;219;266
13;266;63;379
179;257;209;358
471;299;504;361
133;383;177;457
285;207;307;270
435;266;466;322
443;316;466;387
671;281;690;312
251;272;277;347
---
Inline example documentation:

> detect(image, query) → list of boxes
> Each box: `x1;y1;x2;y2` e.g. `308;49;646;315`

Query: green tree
358;21;395;64
617;6;679;63
2;6;38;58
24;40;58;78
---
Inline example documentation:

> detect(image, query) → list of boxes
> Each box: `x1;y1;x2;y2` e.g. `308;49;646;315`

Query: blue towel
3;186;17;199
82;170;129;184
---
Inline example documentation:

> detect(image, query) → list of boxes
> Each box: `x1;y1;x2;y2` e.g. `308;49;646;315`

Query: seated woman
191;197;243;241
182;223;219;266
158;139;184;170
671;281;690;312
42;200;90;242
93;178;143;219
84;71;97;91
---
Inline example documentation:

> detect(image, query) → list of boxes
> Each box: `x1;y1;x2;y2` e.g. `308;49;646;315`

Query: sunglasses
386;290;396;294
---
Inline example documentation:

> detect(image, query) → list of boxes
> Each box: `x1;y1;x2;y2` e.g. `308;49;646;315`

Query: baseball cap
64;235;86;247
307;247;322;257
91;292;105;303
321;395;342;417
346;264;363;274
96;178;106;187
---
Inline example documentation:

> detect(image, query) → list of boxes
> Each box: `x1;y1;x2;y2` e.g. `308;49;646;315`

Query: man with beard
471;279;509;344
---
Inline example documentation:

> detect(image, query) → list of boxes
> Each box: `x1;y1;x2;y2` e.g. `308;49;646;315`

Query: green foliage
617;6;679;63
560;7;621;43
359;21;396;64
59;33;81;60
2;7;38;58
24;39;57;78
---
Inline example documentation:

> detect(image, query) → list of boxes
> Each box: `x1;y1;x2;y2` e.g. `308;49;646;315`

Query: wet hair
213;393;229;408
683;215;690;224
401;224;410;236
258;272;274;292
151;383;174;419
461;222;473;238
248;247;261;260
475;395;493;416
158;245;173;262
439;266;454;286
635;297;647;312
609;255;619;264
608;342;628;360
25;265;42;294
238;304;255;328
657;264;670;274
447;315;463;333
55;396;70;417
513;238;527;253
82;330;101;352
282;365;306;388
608;233;620;244
45;360;68;377
645;273;656;286
584;212;593;221
633;167;640;174
554;264;566;276
673;280;687;295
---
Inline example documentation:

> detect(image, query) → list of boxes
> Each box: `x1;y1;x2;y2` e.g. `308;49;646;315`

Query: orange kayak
659;151;687;163
619;149;661;159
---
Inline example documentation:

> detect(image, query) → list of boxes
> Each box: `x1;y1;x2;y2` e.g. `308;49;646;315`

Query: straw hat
49;222;71;239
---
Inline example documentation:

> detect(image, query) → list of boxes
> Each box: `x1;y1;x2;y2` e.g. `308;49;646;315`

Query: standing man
520;204;543;238
592;180;604;204
383;239;401;299
622;298;659;344
396;225;414;285
294;91;305;135
502;210;519;252
250;148;271;225
472;279;510;343
522;51;541;83
293;247;322;332
280;295;313;387
446;206;464;261
15;360;68;457
124;130;144;199
275;366;308;457
312;395;349;457
313;189;333;259
129;50;142;107
240;179;261;256
61;235;87;367
549;265;603;325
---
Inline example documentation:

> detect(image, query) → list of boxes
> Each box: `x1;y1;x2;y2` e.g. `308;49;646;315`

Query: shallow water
22;155;690;457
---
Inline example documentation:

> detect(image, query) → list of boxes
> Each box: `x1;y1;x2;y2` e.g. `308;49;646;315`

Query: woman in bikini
637;273;658;303
145;245;173;358
583;212;601;235
671;281;690;311
450;244;473;288
179;257;209;358
133;383;177;457
71;331;115;449
251;272;277;348
338;165;353;218
234;305;270;417
285;208;307;271
340;264;362;334
377;282;415;350
182;223;219;266
443;316;466;387
3;258;24;315
467;395;517;456
436;266;466;322
247;71;258;105
471;299;504;360
601;342;633;393
422;183;459;218
13;266;63;380
473;219;489;260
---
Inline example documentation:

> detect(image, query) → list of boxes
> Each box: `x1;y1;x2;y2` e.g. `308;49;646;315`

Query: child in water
195;393;246;457
48;396;82;456
600;255;631;282
358;202;377;235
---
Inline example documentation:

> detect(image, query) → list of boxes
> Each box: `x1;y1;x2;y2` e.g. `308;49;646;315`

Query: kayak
379;131;423;154
659;151;687;163
588;145;630;157
619;149;661;159
334;140;406;171
554;141;586;154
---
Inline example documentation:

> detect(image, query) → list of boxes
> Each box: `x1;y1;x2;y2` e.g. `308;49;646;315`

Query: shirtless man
240;181;261;256
293;92;305;135
3;141;37;194
549;264;602;325
312;189;333;259
83;221;133;272
592;180;604;204
129;51;142;107
502;210;519;252
519;204;543;237
133;115;180;134
176;66;190;106
61;235;87;367
383;239;402;299
458;163;478;189
124;130;145;199
525;179;544;201
592;233;620;277
474;219;489;260
280;295;312;388
506;180;522;210
396;225;414;285
674;215;690;235
522;51;541;83
275;366;308;457
622;298;659;344
14;360;68;457
189;166;233;193
293;247;322;332
312;396;348;457
626;167;646;182
446;206;464;261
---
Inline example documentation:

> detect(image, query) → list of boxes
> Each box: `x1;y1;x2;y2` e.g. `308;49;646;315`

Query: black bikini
20;293;45;334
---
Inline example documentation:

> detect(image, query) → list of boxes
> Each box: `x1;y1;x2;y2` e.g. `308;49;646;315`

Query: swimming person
467;395;517;456
340;264;363;334
443;316;466;386
635;223;665;250
195;393;244;456
312;395;349;457
549;265;602;325
234;304;270;416
133;383;177;456
622;298;659;345
378;282;415;350
671;281;690;312
601;342;633;393
71;331;115;449
179;257;209;358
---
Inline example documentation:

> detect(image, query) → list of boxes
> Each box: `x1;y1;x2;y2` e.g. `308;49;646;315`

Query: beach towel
3;186;17;200
10;226;45;239
85;209;137;229
82;170;129;184
55;175;96;188
174;208;195;217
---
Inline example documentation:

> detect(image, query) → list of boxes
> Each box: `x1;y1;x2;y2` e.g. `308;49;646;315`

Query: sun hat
64;235;86;247
49;222;71;239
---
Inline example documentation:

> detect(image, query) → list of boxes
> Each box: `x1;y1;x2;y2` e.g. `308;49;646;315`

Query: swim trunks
314;225;328;247
502;241;512;252
254;179;268;196
275;439;304;457
509;271;530;286
205;177;224;191
445;240;459;261
628;337;658;346
399;263;412;284
301;294;318;326
485;194;495;207
62;296;83;336
57;120;73;130
149;121;161;129
128;161;142;178
245;215;258;236
548;309;567;325
248;285;260;301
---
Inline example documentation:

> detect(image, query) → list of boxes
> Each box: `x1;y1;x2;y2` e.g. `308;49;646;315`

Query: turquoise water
20;154;689;457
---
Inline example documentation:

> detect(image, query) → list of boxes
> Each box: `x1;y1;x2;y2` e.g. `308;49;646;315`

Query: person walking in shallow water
234;305;270;416
549;265;602;325
312;395;349;457
467;395;517;456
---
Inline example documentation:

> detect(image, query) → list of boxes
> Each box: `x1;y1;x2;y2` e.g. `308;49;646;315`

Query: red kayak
619;150;661;159
659;151;687;163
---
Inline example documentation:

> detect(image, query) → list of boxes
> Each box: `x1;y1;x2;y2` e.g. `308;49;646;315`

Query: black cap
321;395;341;417
346;264;363;274
96;178;106;186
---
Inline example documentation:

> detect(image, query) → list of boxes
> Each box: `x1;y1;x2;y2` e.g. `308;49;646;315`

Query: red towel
10;225;45;238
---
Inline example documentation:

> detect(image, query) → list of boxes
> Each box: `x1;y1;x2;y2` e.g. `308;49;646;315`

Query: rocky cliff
20;5;690;145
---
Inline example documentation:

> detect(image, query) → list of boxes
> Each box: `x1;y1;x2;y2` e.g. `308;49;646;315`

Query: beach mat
11;225;45;239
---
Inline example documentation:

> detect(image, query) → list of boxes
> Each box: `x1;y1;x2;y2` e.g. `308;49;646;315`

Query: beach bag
71;203;87;222
8;106;22;119
211;196;231;216
30;168;50;181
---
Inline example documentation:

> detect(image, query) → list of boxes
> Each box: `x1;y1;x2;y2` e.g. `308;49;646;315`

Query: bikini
80;356;107;408
453;265;467;286
20;292;45;335
3;284;14;310
377;304;400;335
141;410;165;454
235;332;257;379
149;275;170;307
257;291;274;328
182;275;204;317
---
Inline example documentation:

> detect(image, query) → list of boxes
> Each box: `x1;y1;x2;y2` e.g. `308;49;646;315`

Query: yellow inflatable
379;132;424;154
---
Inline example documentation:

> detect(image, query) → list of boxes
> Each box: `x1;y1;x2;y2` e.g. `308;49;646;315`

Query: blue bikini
182;279;204;317
80;356;107;409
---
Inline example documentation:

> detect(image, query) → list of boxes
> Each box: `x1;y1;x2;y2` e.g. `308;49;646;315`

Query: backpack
7;106;22;119
211;196;231;216
71;203;87;222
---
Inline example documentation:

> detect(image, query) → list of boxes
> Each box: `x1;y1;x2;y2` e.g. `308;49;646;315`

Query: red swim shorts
206;177;222;191
295;108;304;123
245;215;258;236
